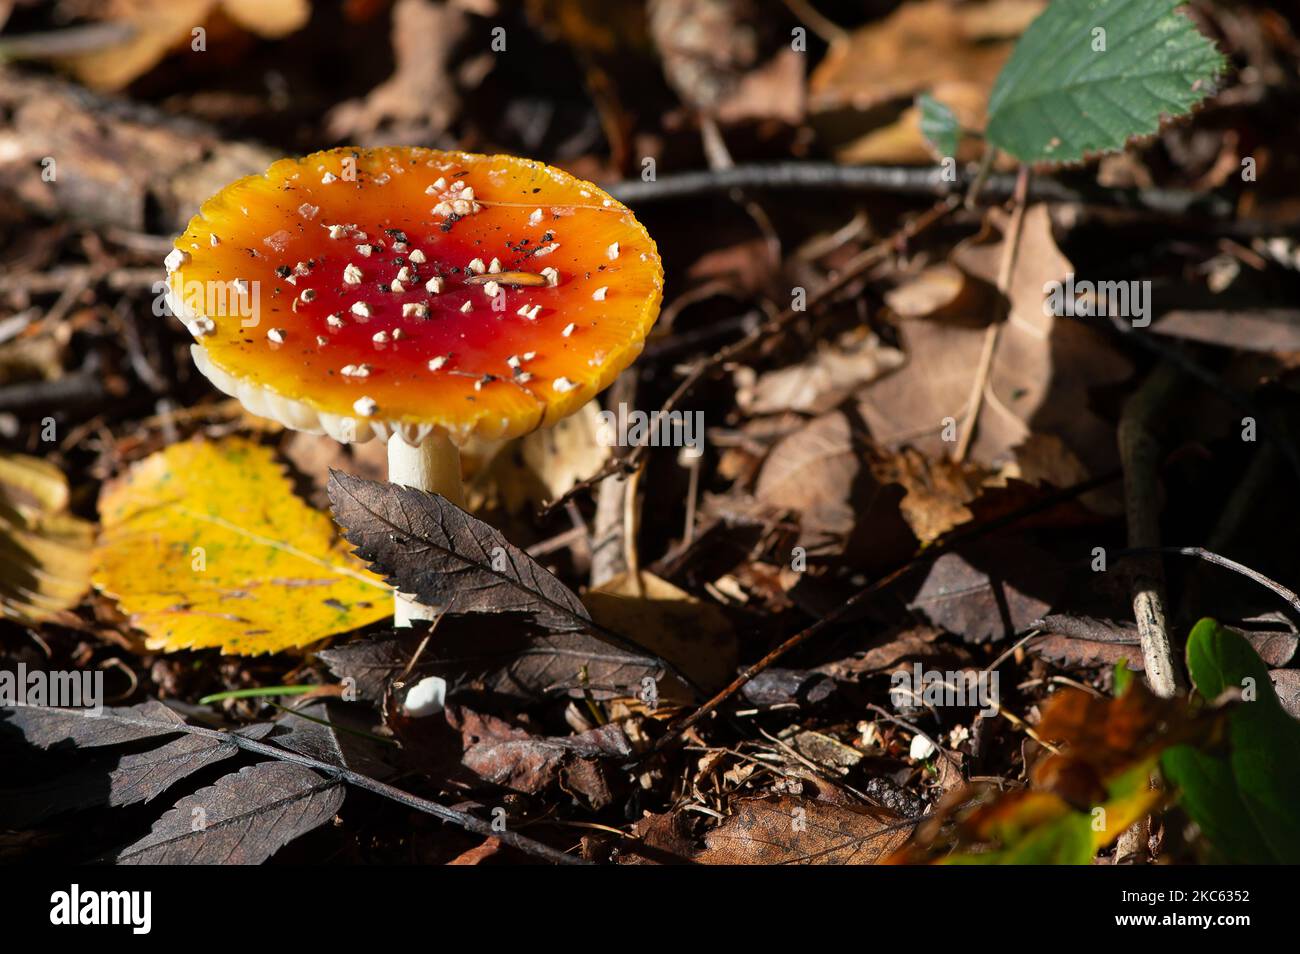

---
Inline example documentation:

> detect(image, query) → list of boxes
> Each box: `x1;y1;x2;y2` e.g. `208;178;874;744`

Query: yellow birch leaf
93;437;389;655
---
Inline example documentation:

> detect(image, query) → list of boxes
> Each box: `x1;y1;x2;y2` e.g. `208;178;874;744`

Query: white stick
387;431;464;627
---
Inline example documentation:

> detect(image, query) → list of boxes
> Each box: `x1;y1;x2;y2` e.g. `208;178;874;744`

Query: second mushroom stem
388;430;464;627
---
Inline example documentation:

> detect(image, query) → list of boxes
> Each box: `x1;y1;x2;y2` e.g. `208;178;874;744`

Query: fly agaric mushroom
165;147;663;626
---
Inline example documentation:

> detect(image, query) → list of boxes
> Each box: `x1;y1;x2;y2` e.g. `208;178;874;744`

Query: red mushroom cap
165;147;663;444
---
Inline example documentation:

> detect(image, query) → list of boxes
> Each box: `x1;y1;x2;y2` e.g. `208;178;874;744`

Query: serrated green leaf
1161;618;1300;863
917;94;960;160
986;0;1225;164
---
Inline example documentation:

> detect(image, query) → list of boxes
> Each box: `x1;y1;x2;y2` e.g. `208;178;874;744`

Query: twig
1114;546;1300;617
590;372;637;588
607;163;1234;218
953;166;1029;462
1117;364;1186;698
16;706;586;865
780;0;849;44
646;468;1122;755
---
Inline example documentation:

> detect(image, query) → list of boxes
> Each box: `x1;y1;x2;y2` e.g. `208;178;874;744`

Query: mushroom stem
388;431;464;627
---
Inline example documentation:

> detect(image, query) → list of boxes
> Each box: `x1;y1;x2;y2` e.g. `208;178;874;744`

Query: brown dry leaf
858;206;1132;476
1031;682;1203;808
280;431;388;509
1152;308;1300;354
447;838;502;865
836;82;988;165
737;328;904;416
696;796;912;864
449;706;630;809
586;570;737;692
816;624;957;682
619;810;697;864
327;0;469;143
810;0;1045;163
61;0;310;91
0;453;95;624
754;408;915;561
871;447;988;544
906;539;1063;643
1271;670;1300;719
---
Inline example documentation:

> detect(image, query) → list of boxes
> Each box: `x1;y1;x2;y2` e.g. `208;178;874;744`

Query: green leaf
917;94;960;160
1113;658;1134;697
1161;619;1300;863
986;0;1226;165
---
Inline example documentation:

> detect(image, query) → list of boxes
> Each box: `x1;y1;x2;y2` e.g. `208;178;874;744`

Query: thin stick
646;468;1121;756
607;163;1233;218
18;707;585;865
1114;545;1300;616
953;166;1029;462
1117;364;1186;697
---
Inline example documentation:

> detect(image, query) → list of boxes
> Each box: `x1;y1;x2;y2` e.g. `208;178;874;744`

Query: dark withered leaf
272;700;395;780
1271;670;1300;719
0;725;273;827
329;470;594;632
0;701;186;749
327;473;670;697
317;632;424;702
324;619;667;703
116;761;344;865
907;540;1063;643
1033;615;1298;670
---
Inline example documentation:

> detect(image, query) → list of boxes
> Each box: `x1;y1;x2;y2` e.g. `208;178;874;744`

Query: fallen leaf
697;796;912;864
94;438;390;655
117;760;344;864
0;452;95;624
809;0;1045;163
448;837;502;865
1;700;187;749
470;400;610;513
1152;308;1300;354
331;470;596;633
329;473;674;698
452;706;630;808
906;540;1063;643
737;329;903;416
753;410;915;562
327;0;469;143
1272;670;1300;719
272;699;395;780
859;206;1132;476
317;632;424;703
0;725;268;827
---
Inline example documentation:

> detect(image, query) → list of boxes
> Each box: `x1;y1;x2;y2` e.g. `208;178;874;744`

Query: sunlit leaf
94;438;389;655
